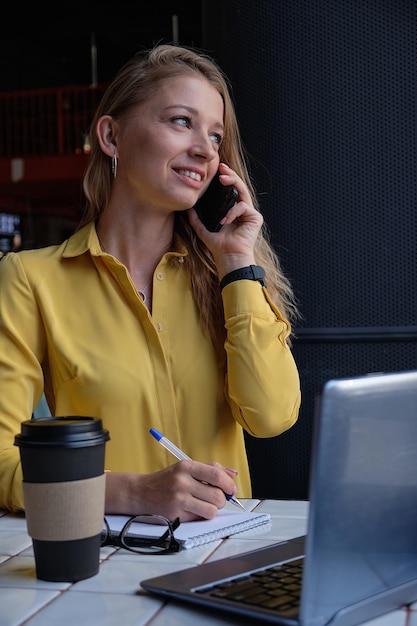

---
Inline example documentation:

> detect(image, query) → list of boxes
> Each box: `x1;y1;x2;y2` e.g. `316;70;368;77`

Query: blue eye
210;132;223;145
172;115;190;127
171;115;222;146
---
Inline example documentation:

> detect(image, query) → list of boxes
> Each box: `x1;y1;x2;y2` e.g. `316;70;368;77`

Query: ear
96;115;117;157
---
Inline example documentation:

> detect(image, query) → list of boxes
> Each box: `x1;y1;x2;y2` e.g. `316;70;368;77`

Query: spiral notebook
105;505;270;550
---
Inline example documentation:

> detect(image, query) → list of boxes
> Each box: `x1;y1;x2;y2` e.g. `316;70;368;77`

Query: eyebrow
164;105;224;131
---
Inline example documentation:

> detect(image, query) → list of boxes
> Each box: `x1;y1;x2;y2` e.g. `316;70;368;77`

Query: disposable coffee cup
14;416;110;582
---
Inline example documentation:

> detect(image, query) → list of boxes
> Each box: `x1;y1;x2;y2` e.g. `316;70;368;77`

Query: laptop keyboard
195;557;303;616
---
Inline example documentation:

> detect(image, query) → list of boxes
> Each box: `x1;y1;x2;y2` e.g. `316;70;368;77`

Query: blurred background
0;0;204;248
1;0;416;500
0;3;202;92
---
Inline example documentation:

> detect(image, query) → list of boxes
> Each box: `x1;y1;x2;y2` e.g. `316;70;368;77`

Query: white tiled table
0;500;414;626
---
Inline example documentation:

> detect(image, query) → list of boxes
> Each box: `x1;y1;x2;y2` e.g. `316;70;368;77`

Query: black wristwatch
220;265;266;291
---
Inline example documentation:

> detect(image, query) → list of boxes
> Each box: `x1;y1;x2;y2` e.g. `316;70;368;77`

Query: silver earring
111;154;118;178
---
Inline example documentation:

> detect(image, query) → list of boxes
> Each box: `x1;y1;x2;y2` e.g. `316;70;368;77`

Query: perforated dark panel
246;341;417;500
202;0;417;499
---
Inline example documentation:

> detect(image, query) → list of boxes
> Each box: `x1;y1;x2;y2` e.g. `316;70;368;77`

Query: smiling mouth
176;169;202;182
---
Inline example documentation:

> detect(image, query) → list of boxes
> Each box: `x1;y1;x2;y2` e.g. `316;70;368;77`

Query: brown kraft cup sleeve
23;474;105;541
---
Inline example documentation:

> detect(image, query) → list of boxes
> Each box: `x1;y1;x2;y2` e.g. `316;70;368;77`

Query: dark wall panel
203;0;417;499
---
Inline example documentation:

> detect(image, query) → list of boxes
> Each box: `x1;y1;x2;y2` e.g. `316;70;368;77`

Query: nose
190;131;218;161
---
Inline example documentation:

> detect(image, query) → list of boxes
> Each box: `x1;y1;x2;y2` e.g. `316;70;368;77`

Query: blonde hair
79;44;298;349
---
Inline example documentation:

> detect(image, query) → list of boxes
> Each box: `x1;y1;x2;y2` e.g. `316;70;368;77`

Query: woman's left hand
187;163;264;278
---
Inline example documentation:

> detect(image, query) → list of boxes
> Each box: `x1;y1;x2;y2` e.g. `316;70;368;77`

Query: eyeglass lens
101;513;181;554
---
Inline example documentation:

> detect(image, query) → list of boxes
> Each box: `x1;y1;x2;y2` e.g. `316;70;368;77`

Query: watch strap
220;265;266;290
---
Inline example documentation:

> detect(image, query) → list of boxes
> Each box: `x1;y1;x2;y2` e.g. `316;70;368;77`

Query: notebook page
105;508;270;550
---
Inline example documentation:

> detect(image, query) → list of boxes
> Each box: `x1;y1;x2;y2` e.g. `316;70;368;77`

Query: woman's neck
96;210;174;306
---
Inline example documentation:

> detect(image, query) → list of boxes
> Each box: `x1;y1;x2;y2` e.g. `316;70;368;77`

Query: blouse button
156;323;163;332
156;272;164;281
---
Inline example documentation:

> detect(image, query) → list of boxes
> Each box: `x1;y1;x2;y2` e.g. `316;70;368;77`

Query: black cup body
15;416;110;582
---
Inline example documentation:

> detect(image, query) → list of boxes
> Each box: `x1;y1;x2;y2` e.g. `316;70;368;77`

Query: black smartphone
194;174;238;232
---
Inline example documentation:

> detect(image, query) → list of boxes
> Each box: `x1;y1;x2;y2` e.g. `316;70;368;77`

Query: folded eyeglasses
101;513;181;554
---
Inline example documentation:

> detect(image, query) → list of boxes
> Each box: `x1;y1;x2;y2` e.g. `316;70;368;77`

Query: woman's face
113;74;225;213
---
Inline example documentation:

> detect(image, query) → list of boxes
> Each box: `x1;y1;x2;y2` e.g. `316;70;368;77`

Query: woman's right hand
187;162;264;278
104;460;239;522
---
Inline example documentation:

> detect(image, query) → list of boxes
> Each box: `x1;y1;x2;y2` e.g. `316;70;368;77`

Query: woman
0;44;300;521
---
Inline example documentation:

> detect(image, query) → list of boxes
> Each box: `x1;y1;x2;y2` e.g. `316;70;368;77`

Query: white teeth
178;169;202;182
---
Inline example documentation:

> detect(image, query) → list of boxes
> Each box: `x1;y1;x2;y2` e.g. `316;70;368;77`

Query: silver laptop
141;370;417;626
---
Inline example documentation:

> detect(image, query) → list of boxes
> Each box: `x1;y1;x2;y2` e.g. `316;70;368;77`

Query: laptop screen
301;370;417;625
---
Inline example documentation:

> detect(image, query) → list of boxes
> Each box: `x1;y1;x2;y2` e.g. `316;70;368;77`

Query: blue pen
150;428;246;511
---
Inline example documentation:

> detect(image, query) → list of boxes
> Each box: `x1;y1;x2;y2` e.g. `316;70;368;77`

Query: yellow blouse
0;223;301;511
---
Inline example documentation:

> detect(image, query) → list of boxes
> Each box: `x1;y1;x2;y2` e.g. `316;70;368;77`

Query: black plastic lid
14;416;110;448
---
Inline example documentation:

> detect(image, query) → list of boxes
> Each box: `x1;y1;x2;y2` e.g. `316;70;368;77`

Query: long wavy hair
79;44;298;350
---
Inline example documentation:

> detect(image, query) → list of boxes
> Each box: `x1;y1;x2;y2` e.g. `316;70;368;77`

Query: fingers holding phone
193;169;238;232
188;163;263;265
192;163;260;230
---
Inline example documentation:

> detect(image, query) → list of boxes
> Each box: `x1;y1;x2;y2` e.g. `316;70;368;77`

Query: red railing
0;84;108;159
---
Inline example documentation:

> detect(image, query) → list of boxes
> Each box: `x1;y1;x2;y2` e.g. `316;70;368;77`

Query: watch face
251;266;266;281
252;268;266;286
